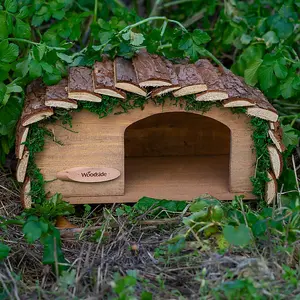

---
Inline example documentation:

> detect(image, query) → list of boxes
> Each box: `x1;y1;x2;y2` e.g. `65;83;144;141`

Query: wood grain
36;100;256;203
15;121;29;159
132;50;172;87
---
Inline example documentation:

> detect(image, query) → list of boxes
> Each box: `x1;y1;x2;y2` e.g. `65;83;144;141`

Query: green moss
231;107;247;114
250;117;271;199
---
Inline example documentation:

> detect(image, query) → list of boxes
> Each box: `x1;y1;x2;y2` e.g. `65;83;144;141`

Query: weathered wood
20;177;31;209
173;64;207;97
45;78;78;109
93;58;126;99
35;102;256;203
267;145;283;179
247;88;278;122
151;58;180;97
268;122;286;153
195;59;228;101
68;67;102;102
132;50;172;87
15;121;29;159
21;81;54;126
220;69;257;107
114;57;147;96
265;171;277;204
16;149;29;183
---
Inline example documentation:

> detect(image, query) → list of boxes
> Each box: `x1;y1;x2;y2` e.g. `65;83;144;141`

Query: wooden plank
63;156;255;204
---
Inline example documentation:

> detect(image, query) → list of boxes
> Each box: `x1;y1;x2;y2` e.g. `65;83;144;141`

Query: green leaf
240;34;252;45
56;52;73;63
0;41;19;63
52;10;65;20
4;0;17;13
15;58;29;77
223;224;252;247
0;242;10;260
0;83;7;103
271;17;293;39
6;83;22;93
121;30;130;41
41;61;53;73
262;31;279;48
244;59;262;86
258;62;277;91
130;32;145;46
280;75;297;99
192;29;211;45
43;71;62;85
14;18;31;39
23;220;43;244
282;125;299;148
273;58;288;79
33;44;46;61
29;60;42;78
17;6;29;19
0;12;8;39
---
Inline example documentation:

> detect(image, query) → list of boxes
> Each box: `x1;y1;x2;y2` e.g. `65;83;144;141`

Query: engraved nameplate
57;167;121;183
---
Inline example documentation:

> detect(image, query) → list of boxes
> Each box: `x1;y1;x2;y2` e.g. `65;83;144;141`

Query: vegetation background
0;0;299;299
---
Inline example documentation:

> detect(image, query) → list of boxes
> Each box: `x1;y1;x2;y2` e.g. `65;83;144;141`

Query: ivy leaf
240;34;252;45
0;242;10;260
0;41;19;63
56;52;73;63
282;125;300;148
262;31;279;48
273;58;288;79
121;30;130;41
280;72;298;99
130;32;145;46
33;44;47;61
41;61;53;73
192;29;211;45
223;224;252;247
14;18;31;39
258;60;277;91
244;59;262;86
29;59;42;78
4;0;18;13
17;6;29;19
15;58;29;77
6;83;22;93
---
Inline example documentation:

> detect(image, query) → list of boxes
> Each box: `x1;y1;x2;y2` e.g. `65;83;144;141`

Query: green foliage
0;242;10;260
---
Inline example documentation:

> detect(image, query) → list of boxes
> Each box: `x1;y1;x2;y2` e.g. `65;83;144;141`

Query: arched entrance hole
124;112;231;200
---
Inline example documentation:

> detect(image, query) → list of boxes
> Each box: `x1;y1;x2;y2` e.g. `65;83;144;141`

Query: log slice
45;78;78;109
93;58;126;99
173;64;207;97
265;171;277;204
132;50;172;87
195;59;228;101
267;145;283;179
16;149;29;183
68;67;102;102
20;177;32;209
15;121;29;159
114;57;146;96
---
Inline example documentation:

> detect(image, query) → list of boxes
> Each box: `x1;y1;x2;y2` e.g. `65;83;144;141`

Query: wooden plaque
57;167;121;183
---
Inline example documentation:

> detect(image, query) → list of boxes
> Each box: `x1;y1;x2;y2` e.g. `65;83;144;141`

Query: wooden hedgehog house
15;50;285;208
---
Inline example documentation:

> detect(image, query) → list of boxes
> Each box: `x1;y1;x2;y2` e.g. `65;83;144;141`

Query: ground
0;168;299;300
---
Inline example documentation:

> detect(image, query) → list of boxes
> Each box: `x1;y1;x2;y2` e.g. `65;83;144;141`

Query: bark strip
267;145;283;179
132;50;172;87
68;67;102;102
21;80;54;126
265;171;277;204
15;121;29;159
195;59;228;101
16;149;29;183
20;177;32;209
45;78;78;109
151;58;180;97
173;64;207;97
93;58;126;99
114;57;146;96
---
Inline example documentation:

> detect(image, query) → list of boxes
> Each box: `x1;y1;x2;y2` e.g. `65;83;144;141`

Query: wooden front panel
35;101;256;203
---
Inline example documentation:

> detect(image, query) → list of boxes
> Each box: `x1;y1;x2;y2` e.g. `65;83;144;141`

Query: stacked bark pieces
16;50;284;207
